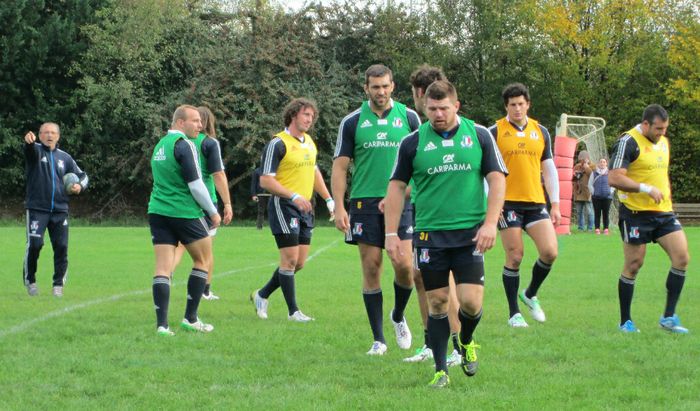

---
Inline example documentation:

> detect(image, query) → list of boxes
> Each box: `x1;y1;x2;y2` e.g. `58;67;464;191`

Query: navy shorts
268;196;313;248
498;204;550;230
203;214;217;236
345;198;413;248
416;245;485;291
149;213;210;246
618;209;682;245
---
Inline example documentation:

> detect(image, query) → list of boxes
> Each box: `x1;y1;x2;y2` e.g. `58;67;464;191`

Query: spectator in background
573;150;594;232
588;158;614;235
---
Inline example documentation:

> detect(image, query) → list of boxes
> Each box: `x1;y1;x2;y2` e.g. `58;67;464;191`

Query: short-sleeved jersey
335;100;420;199
610;125;672;212
149;131;204;218
261;130;317;200
489;117;552;205
392;117;507;232
193;133;225;203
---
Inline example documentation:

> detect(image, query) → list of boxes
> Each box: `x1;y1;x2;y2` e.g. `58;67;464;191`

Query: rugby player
170;106;233;300
609;104;690;334
332;64;421;355
403;64;462;366
250;98;334;322
385;80;507;387
489;83;560;328
148;105;221;335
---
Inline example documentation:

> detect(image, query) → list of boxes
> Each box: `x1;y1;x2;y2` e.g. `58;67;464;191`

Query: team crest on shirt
629;227;640;239
461;136;473;148
290;218;299;229
361;120;373;128
419;248;430;263
507;210;517;222
393;118;403;128
57;159;65;170
352;222;363;236
530;131;539;140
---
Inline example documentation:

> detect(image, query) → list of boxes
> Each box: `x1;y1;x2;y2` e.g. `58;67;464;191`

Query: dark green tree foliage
1;0;698;219
178;3;359;215
71;1;212;215
0;0;106;199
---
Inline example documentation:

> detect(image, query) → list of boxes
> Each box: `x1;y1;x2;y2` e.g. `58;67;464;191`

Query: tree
0;0;107;200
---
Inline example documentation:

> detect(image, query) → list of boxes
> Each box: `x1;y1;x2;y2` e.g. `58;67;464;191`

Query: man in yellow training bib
609;104;690;334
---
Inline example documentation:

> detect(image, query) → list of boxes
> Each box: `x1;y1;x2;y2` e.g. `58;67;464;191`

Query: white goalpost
555;114;618;228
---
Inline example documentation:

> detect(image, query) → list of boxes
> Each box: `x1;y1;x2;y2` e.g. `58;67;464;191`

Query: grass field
0;226;698;410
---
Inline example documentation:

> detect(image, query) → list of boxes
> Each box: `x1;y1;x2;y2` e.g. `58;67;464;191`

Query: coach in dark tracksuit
23;122;88;297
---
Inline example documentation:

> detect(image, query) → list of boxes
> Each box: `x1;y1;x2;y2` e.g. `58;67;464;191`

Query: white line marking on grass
0;239;341;339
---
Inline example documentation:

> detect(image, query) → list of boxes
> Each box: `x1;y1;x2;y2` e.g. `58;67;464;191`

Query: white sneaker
519;291;546;322
390;309;412;349
202;291;220;301
288;311;314;322
366;341;387;356
250;290;268;319
52;286;63;297
180;318;214;333
446;349;462;367
508;313;529;328
27;283;38;296
157;326;175;336
403;345;433;362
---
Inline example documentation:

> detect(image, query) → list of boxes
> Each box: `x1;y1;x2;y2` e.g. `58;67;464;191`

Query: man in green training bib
332;64;421;355
148;105;221;336
385;81;507;388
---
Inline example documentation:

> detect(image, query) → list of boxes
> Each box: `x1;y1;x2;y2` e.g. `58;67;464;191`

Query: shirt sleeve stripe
334;109;360;158
211;138;225;171
182;138;203;179
540;125;553;160
406;108;422;128
476;124;508;173
488;124;497;139
611;134;631;169
262;138;282;175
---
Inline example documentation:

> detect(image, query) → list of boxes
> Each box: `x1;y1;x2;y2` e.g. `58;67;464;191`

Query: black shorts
149;213;210;246
498;203;550;230
618;209;682;245
268;196;313;248
416;245;485;291
346;198;413;248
